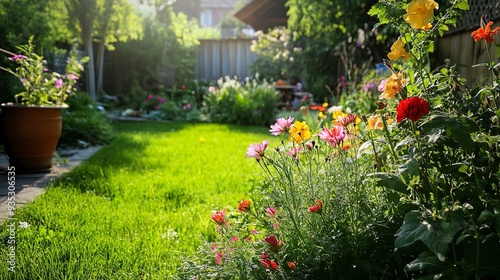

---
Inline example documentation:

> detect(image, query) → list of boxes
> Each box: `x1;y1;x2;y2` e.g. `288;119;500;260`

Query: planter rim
1;103;69;109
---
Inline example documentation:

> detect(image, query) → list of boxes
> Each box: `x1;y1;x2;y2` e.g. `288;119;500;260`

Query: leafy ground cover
0;121;277;279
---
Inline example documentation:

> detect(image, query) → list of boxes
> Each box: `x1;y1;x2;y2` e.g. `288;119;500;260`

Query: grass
0;121;276;279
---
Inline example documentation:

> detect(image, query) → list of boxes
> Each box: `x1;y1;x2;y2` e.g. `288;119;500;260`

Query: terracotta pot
0;104;64;172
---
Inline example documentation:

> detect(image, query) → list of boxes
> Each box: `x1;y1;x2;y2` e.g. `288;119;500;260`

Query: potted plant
0;36;86;171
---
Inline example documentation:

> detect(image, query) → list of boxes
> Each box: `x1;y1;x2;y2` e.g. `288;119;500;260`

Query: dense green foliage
59;92;114;148
204;77;279;126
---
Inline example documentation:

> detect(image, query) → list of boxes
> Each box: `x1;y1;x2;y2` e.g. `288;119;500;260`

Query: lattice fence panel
452;0;500;32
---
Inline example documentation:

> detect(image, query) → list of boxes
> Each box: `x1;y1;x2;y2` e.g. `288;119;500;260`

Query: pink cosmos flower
288;147;302;158
245;139;269;161
231;236;239;242
318;125;346;147
269;117;294;136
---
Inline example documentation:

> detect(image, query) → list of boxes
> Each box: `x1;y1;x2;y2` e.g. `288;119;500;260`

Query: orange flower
367;115;393;130
471;21;500;43
379;72;407;99
403;0;439;30
238;199;251;212
388;38;411;61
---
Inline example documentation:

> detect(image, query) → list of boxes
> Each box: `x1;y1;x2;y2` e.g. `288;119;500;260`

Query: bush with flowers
0;36;86;106
179;1;499;279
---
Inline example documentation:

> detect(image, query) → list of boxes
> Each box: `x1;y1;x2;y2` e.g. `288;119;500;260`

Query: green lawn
0;121;275;279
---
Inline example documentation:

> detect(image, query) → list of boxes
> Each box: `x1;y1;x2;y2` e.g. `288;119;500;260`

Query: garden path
0;146;101;224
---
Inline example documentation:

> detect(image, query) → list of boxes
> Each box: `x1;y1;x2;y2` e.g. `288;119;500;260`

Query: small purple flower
55;79;63;89
43;67;49;72
8;54;27;61
157;97;166;103
155;105;160;110
148;94;153;100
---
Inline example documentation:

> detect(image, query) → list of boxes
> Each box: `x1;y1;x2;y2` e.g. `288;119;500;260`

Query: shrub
204;76;278;126
59;92;114;148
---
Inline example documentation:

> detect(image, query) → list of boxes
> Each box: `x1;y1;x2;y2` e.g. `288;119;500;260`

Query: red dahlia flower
396;96;429;123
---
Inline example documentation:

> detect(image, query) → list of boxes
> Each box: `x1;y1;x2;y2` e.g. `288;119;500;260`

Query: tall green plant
368;0;500;278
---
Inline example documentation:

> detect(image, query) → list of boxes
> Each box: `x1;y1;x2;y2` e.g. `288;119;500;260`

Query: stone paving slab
0;146;101;223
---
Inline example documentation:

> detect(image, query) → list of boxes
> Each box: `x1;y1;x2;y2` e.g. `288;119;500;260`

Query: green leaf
456;0;469;10
366;172;408;194
406;251;445;273
395;211;466;256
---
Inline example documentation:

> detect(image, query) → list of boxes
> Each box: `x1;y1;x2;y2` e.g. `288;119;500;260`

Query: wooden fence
195;39;258;81
435;0;500;86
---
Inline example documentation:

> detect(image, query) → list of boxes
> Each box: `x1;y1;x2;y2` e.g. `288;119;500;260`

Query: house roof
234;0;287;31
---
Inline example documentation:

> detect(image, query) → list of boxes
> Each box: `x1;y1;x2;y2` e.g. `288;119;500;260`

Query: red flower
264;235;282;252
308;199;323;214
396;96;429;123
260;253;278;271
181;84;186;90
238;199;251;212
215;252;223;265
287;261;296;270
211;209;226;225
471;20;500;43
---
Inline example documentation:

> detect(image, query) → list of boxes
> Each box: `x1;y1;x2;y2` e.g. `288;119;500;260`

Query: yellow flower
379;72;407;99
318;111;326;119
387;38;411;61
288;121;311;143
322;102;328;108
332;110;346;121
367;115;393;130
403;0;439;30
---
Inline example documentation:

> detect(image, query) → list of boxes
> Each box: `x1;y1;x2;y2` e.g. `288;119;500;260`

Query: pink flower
147;94;153;100
318;126;346;147
308;199;323;214
67;73;79;81
231;236;239;242
157;96;166;103
378;79;387;92
287;147;303;161
306;141;315;150
181;84;186;90
8;54;27;61
269;117;294;136
215;252;223;265
211;209;226;225
266;207;277;218
55;78;63;89
245;140;269;161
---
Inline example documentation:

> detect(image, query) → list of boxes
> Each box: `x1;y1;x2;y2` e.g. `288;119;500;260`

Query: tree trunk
96;39;105;96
